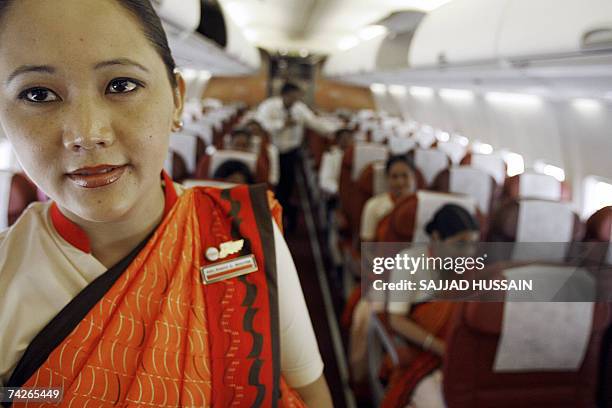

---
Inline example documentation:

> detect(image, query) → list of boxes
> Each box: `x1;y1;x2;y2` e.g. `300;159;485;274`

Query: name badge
201;254;258;284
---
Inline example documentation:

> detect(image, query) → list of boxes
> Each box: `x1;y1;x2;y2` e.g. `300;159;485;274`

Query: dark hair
385;154;416;175
425;204;480;240
334;127;352;140
0;0;177;88
213;160;255;184
280;82;301;96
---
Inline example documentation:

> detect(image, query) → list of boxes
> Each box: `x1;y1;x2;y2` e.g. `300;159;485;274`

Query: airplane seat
169;133;201;177
379;191;478;243
413;149;451;188
443;301;610;408
306;128;332;170
436;141;468;165
461;153;507;187
388;134;417;155
503;172;570;202
195;149;263;183
431;166;499;237
164;150;188;183
0;170;39;229
488;199;584;242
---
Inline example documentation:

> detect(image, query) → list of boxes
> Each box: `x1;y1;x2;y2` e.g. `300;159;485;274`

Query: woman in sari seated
346;155;417;390
0;0;332;406
359;155;416;242
381;204;480;408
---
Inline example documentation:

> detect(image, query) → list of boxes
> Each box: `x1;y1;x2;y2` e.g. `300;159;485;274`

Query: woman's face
0;0;183;223
387;161;414;199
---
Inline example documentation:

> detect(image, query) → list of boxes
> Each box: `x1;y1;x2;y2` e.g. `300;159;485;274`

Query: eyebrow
6;65;55;85
94;58;150;73
5;58;150;86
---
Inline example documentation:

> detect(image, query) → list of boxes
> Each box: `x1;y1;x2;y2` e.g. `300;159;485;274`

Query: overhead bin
409;0;509;68
497;0;612;59
324;11;424;77
153;0;201;33
153;0;260;75
409;0;612;68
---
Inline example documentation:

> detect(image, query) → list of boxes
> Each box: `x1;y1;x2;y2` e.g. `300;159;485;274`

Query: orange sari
380;301;456;408
8;184;301;407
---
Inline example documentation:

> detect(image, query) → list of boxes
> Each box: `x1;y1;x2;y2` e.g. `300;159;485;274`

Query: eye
106;78;142;94
18;87;60;103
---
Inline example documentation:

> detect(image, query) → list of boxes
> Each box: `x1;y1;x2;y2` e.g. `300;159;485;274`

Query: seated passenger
213;160;256;185
360;155;417;241
245;119;280;186
381;204;480;408
0;1;332;406
318;127;353;198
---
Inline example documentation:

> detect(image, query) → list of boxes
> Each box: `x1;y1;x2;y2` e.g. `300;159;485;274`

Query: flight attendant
0;0;332;406
256;82;336;232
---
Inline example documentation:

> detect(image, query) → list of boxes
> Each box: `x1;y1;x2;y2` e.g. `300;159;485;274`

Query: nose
62;97;114;152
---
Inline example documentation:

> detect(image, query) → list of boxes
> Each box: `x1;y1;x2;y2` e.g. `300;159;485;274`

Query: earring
172;120;184;132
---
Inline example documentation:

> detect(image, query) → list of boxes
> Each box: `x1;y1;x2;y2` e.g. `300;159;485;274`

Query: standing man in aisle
256;82;336;232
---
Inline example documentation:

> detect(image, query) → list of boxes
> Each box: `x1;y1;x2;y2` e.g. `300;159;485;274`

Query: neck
60;183;165;268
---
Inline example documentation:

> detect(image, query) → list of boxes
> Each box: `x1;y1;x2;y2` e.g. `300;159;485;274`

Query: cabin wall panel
202;75;267;107
314;79;376;112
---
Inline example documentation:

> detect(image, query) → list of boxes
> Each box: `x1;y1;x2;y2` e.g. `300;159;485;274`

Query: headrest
209;150;258;175
470;154;506;185
584;206;612;242
0;171;13;229
352;143;389;180
372;162;388;196
414;149;450;186
169;133;198;173
517;200;575;242
388;135;416;155
494;301;594;372
413;190;476;243
437;141;467;165
415;131;436;148
506;173;562;201
450;166;494;215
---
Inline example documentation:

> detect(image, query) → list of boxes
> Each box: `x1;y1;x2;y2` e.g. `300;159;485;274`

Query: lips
67;164;127;189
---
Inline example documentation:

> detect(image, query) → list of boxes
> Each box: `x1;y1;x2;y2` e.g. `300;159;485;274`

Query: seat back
433;166;497;216
444;301;610;408
0;170;39;229
464;153;507;186
164;150;188;182
382;191;476;243
437;141;467;165
490;199;582;243
169;133;199;174
504;172;564;201
414;149;450;187
352;143;389;180
388;135;416;155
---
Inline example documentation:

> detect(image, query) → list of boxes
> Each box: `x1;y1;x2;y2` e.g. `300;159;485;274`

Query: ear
171;71;186;125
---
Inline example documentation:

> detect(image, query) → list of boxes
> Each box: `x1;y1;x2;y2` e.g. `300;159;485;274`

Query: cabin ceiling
217;0;452;54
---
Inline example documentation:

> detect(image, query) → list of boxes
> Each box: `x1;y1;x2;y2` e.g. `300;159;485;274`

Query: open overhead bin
153;0;260;75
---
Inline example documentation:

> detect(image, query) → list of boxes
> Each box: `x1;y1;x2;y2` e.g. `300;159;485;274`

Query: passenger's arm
294;374;333;408
388;313;445;356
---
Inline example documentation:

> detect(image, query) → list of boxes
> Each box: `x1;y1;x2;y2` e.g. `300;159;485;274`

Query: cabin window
583;176;612;218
